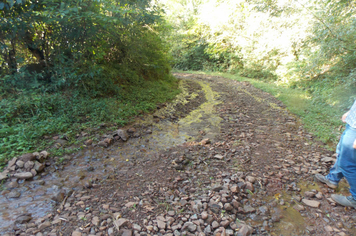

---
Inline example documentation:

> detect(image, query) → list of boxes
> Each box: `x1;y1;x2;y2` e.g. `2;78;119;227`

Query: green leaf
0;3;4;9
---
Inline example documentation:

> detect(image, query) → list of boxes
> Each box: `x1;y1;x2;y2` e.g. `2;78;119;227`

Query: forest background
0;0;355;165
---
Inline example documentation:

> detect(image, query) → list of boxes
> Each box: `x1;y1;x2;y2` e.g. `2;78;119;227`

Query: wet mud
1;73;356;236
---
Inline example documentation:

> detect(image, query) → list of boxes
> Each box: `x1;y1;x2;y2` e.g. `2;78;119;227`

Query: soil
2;73;356;236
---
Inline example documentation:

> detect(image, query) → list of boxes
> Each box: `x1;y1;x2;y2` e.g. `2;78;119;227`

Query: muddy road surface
1;73;355;236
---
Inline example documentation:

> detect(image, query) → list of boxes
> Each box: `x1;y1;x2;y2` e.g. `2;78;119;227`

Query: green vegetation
178;70;343;147
0;77;179;162
0;0;179;165
1;0;355;164
161;0;356;147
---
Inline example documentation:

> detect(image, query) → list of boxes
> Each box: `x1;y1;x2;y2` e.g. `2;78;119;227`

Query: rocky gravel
1;73;356;236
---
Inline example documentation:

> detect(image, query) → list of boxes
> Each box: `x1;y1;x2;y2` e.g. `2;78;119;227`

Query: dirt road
2;73;355;236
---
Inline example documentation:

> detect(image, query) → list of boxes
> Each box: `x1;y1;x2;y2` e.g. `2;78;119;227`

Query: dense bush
161;0;356;109
0;0;170;94
0;0;179;164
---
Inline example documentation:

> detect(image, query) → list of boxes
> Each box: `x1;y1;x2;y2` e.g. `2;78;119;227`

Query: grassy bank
175;70;350;149
0;76;180;166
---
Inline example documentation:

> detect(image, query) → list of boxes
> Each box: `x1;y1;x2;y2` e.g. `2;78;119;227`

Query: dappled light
1;0;356;235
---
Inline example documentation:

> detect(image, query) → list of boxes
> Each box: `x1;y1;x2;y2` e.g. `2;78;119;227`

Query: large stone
117;129;129;141
19;153;35;162
30;169;37;177
245;182;254;192
72;231;82;236
293;204;305;212
13;172;33;179
16;160;25;168
92;216;100;226
304;191;316;198
7;181;18;189
156;215;166;222
201;211;208;220
119;229;132;236
237;224;253;236
246;176;256;183
33;152;40;159
157;220;166;229
125;202;137;208
321;157;336;163
183;222;197;232
40;151;49;159
127;127;136;133
84;139;93;146
52;190;65;202
0;170;9;181
315;192;323;199
15;214;32;224
38;221;51;230
224;203;233;211
232;199;240;209
258;206;269;215
230;185;240;193
204;225;212;234
8;157;18;168
200;138;211;145
132;223;141;231
324;225;333;232
302;199;320;208
104;138;113;145
220;220;230;228
8;190;21;198
212;221;219;229
212;185;223;192
243;205;256;213
114;218;130;228
24;161;35;169
34;161;45;172
98;141;108;148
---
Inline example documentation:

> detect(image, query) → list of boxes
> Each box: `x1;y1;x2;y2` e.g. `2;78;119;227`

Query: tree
0;0;170;94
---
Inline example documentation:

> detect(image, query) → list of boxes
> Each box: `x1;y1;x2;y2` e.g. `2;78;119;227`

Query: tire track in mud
4;73;356;236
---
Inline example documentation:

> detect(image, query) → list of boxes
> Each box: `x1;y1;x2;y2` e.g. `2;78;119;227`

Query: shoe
331;194;356;208
314;174;338;189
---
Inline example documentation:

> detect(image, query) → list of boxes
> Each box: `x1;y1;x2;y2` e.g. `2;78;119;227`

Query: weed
246;189;254;195
177;70;344;148
0;180;6;191
0;76;179;165
220;210;226;218
56;157;66;165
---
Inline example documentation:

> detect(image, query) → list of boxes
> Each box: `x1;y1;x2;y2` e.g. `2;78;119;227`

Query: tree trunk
8;40;17;74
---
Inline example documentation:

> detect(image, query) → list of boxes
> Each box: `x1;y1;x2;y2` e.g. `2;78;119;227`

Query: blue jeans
327;124;356;199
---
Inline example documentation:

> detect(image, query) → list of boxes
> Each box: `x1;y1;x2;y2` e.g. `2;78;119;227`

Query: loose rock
118;129;129;141
13;172;33;179
302;199;321;208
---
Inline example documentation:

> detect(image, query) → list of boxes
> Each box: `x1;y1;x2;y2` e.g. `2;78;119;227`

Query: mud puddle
0;79;221;233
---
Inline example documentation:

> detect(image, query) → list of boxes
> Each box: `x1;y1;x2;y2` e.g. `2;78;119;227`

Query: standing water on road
0;79;222;233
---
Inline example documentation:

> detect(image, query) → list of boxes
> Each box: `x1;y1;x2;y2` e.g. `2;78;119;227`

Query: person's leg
326;129;346;184
337;125;356;199
330;125;356;208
